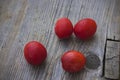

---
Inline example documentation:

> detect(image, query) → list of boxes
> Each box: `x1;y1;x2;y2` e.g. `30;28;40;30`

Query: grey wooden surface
0;0;119;80
105;41;120;79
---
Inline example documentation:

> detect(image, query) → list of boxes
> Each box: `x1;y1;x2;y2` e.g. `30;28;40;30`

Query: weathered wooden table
0;0;119;80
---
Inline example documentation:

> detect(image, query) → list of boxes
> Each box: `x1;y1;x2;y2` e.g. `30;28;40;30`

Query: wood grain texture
104;41;120;79
0;0;119;80
107;0;120;41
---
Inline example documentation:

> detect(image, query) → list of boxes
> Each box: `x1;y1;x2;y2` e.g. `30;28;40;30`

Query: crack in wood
106;55;120;60
107;39;120;42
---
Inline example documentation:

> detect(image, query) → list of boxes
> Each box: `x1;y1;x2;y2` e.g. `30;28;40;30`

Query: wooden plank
0;0;119;80
104;41;120;79
107;0;120;41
